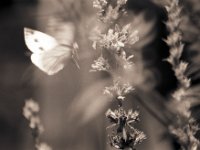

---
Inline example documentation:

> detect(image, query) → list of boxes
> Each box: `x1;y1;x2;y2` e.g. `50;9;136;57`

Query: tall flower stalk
91;0;146;149
23;99;52;150
164;0;200;149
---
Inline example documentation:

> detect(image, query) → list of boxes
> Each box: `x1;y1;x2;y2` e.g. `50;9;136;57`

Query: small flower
165;43;184;65
132;130;146;146
165;0;182;32
93;0;127;22
108;129;146;149
117;0;128;6
90;24;139;52
102;5;121;23
164;31;182;46
29;116;44;132
103;28;126;50
90;56;110;72
169;122;200;150
106;108;146;149
104;78;134;100
23;99;40;119
171;89;194;119
172;88;186;101
93;0;107;10
174;61;191;88
118;50;134;69
106;108;140;127
36;143;52;150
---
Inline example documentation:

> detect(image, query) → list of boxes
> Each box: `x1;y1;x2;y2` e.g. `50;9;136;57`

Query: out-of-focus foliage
66;79;110;125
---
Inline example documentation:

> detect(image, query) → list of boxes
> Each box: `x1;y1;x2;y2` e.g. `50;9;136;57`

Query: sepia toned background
0;0;199;150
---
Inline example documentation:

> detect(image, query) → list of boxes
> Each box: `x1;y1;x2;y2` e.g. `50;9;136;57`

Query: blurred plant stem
134;93;168;127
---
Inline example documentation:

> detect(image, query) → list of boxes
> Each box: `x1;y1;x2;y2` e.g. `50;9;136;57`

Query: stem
135;94;168;128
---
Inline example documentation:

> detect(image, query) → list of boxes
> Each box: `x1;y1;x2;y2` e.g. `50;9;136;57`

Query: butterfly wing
31;45;71;75
24;27;58;54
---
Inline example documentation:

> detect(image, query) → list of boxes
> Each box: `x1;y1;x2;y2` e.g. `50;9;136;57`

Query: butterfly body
24;27;76;75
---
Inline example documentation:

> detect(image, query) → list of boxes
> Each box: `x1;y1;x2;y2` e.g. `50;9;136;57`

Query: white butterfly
24;27;79;75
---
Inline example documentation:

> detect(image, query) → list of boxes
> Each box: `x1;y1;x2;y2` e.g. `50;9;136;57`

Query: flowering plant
21;0;200;150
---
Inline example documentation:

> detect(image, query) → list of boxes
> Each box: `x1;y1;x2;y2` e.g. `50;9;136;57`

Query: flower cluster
169;122;200;150
90;24;138;71
23;99;44;136
174;62;190;89
93;0;108;10
93;0;128;22
23;99;52;150
36;143;52;150
106;108;146;149
104;78;134;101
91;24;139;52
90;56;110;72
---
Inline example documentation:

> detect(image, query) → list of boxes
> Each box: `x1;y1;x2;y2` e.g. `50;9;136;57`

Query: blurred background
0;0;199;150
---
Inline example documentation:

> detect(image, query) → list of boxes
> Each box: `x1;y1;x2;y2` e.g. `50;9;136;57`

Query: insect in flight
24;27;79;75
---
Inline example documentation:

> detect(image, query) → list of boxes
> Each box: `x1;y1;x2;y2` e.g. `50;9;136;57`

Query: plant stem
134;94;169;128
